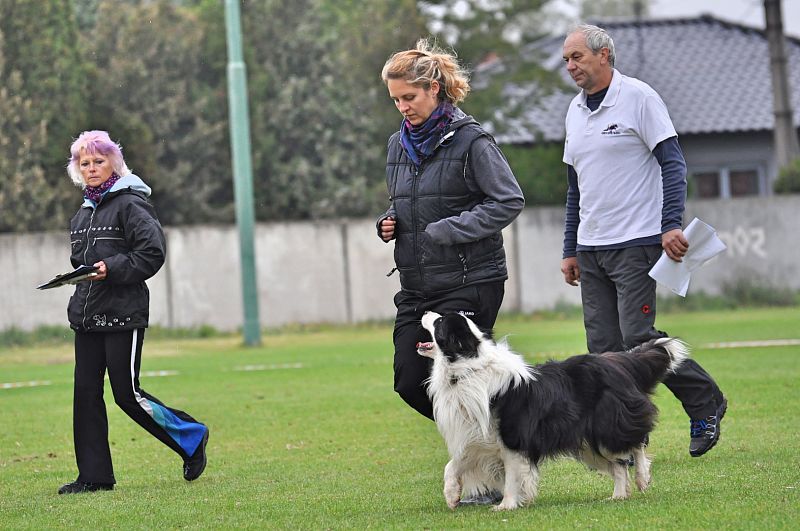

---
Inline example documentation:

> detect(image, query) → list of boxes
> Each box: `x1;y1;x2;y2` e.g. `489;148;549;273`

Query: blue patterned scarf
399;101;455;166
84;173;121;204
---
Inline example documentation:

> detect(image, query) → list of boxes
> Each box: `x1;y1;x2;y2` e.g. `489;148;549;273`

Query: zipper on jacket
411;163;426;290
458;250;468;284
92;236;124;245
81;209;96;330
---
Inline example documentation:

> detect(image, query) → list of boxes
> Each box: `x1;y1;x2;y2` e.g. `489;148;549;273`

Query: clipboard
37;265;99;290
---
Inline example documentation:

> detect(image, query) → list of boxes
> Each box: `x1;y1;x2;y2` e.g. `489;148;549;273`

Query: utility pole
225;0;261;346
765;0;800;169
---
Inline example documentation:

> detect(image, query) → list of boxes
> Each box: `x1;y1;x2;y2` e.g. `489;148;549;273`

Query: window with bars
689;167;763;198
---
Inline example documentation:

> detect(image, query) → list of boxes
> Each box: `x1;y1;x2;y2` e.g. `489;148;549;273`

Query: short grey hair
573;23;616;67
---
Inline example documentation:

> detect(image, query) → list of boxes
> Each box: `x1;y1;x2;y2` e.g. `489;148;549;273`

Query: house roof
487;14;800;144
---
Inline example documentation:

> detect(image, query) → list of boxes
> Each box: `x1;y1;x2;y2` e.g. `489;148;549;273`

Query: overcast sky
552;0;800;37
649;0;800;37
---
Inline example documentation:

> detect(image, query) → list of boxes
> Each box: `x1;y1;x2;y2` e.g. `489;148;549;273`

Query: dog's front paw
444;485;461;510
491;499;520;511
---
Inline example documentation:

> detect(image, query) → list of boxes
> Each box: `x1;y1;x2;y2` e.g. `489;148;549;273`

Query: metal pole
225;0;261;346
765;0;800;170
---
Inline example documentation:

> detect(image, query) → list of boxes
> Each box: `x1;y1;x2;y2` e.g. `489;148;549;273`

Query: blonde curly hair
381;38;470;105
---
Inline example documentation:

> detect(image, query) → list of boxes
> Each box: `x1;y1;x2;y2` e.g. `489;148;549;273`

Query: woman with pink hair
58;131;209;495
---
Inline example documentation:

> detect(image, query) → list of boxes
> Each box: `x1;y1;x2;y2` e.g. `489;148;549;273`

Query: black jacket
379;109;524;295
67;175;166;332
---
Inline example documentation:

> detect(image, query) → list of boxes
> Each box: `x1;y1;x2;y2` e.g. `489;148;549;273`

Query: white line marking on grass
1;380;52;390
233;363;304;372
703;339;800;349
141;370;179;377
105;370;178;380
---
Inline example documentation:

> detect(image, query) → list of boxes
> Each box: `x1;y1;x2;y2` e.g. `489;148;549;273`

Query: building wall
2;196;797;332
681;131;777;197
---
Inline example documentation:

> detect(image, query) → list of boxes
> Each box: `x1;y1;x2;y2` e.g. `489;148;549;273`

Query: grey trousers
578;246;724;419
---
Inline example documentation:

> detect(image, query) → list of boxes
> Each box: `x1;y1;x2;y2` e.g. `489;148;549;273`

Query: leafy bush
0;325;227;348
720;277;799;306
503;143;568;206
773;157;800;194
0;326;72;349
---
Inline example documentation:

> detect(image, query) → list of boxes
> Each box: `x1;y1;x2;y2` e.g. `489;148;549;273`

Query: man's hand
380;217;396;242
662;228;689;262
561;256;580;286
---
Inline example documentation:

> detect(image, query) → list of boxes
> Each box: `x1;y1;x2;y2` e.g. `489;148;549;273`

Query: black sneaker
689;397;727;457
57;481;114;495
459;490;503;506
183;427;209;481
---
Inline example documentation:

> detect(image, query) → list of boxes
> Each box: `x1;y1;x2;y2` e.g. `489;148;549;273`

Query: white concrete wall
2;196;797;332
685;197;798;294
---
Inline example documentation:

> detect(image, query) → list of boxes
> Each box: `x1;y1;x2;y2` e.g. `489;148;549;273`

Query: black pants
392;282;505;420
73;329;207;484
578;246;724;419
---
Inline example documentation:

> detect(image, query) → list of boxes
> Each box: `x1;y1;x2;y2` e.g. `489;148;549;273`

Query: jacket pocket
92;236;126;258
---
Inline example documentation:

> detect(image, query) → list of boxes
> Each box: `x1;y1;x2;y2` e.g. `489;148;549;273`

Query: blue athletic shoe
689;397;727;457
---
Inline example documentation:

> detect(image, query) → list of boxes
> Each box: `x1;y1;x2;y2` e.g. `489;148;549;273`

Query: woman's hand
92;260;108;281
380;217;396;242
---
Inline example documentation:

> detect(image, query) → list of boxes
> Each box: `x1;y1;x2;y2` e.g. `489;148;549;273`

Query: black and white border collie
418;311;688;511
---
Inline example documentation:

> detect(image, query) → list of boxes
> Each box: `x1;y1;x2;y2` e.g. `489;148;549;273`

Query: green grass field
1;307;798;529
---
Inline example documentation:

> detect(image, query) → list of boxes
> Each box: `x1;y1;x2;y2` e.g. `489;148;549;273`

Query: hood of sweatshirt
82;173;151;209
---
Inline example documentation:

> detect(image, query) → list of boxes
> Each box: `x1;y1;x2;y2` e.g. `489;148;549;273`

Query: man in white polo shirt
560;24;727;457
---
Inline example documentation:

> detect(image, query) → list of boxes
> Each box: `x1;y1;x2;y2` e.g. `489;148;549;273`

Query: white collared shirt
563;69;677;246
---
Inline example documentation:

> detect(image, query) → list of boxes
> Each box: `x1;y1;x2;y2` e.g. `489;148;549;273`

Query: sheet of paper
648;218;727;297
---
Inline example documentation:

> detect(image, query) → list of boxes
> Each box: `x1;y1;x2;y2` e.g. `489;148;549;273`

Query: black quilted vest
385;116;508;295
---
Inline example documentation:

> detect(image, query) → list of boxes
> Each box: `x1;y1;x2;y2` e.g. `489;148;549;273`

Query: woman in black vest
377;40;524;424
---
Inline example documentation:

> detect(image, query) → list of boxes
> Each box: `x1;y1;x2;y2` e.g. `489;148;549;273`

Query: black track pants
392;282;505;420
72;329;207;484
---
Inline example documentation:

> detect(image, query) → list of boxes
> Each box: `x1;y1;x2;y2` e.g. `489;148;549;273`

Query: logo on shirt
601;123;621;135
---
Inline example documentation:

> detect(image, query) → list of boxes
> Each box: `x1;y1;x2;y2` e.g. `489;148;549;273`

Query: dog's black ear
435;313;481;361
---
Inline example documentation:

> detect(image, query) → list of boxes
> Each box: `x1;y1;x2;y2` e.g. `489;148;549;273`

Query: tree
420;1;564;131
420;1;570;206
579;0;650;20
0;0;89;231
80;0;233;225
0;30;51;232
243;0;427;221
0;0;431;229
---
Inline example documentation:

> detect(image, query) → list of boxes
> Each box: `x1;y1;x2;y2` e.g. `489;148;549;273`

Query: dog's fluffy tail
652;337;690;373
610;338;690;394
